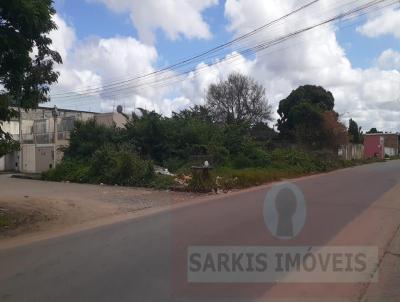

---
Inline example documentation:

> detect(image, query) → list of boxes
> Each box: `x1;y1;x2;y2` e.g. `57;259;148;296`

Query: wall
4;152;18;171
384;147;397;157
35;146;54;173
338;144;364;160
21;145;36;173
2;120;19;135
112;112;127;128
364;135;384;159
95;112;127;128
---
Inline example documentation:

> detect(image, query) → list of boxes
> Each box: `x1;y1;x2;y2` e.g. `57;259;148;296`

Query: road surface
1;161;400;301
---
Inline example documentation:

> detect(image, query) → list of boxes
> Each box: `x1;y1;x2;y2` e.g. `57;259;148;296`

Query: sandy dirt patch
0;174;199;240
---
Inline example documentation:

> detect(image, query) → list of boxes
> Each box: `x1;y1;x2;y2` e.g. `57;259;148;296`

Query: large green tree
0;0;61;155
277;85;334;136
277;85;346;149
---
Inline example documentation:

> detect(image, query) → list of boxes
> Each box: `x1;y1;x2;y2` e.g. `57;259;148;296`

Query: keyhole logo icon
263;182;307;240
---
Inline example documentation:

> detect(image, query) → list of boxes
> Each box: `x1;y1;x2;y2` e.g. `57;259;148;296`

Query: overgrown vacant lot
41;83;376;192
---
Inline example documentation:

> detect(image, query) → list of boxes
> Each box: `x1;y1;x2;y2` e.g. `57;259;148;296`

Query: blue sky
55;0;136;39
54;0;398;69
337;23;400;68
50;0;400;131
54;0;232;70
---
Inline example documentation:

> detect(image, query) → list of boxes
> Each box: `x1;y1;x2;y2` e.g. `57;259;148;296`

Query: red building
364;133;399;159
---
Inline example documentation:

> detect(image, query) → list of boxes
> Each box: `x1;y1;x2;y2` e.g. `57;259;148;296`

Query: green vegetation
43;146;154;187
43;77;372;192
277;85;348;149
0;215;11;229
348;118;363;144
210;149;371;191
0;0;61;156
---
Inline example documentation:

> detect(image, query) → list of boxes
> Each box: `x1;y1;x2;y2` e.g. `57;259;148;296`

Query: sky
48;0;400;132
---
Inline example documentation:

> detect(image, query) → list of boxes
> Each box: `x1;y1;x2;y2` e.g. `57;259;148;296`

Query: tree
277;85;334;139
172;105;212;123
0;0;61;156
290;102;327;148
206;73;272;125
348;119;362;144
64;120;121;160
367;128;380;134
250;122;278;144
324;111;348;148
277;85;344;149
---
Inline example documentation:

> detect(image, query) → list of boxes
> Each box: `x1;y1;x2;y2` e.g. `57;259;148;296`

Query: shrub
89;146;154;186
42;159;90;183
0;215;11;229
65;120;121;160
242;144;271;168
165;157;189;173
43;146;155;187
232;153;252;169
206;145;229;166
188;168;215;193
149;175;176;190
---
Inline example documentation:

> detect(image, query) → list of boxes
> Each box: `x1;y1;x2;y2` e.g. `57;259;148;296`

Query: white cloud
70;36;158;100
200;0;400;131
89;0;218;44
48;14;76;61
180;52;255;104
377;49;400;70
357;7;400;38
49;2;400;132
49;15;176;115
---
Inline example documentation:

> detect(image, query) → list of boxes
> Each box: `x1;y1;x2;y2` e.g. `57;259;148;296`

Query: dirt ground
0;174;199;239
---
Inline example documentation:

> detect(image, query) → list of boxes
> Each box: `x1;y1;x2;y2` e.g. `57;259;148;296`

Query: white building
0;107;127;173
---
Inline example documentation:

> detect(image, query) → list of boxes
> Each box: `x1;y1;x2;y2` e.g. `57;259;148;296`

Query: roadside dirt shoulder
0;174;199;244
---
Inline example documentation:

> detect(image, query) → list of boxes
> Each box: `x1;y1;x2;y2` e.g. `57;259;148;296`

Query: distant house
0;106;127;173
363;133;399;159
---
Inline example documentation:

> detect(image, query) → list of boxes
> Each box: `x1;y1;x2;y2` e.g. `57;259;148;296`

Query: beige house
0;107;127;173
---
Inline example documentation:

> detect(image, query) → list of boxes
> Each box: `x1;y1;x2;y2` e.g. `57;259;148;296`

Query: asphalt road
1;161;400;302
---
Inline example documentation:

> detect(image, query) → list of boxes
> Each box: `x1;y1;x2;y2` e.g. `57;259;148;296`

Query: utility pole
52;106;59;169
18;106;23;172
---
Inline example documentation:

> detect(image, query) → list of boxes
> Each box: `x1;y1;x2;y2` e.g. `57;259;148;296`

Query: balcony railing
12;132;71;144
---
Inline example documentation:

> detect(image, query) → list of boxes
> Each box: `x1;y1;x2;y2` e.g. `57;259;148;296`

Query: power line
52;0;381;100
50;0;321;97
51;0;396;104
51;11;379;107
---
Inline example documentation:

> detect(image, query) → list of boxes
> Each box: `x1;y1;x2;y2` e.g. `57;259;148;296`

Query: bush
88;146;154;186
42;159;90;183
0;215;11;229
242;144;271;167
206;145;229;166
188;168;215;193
164;157;188;173
43;146;155;187
65;120;121;160
149;175;176;190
